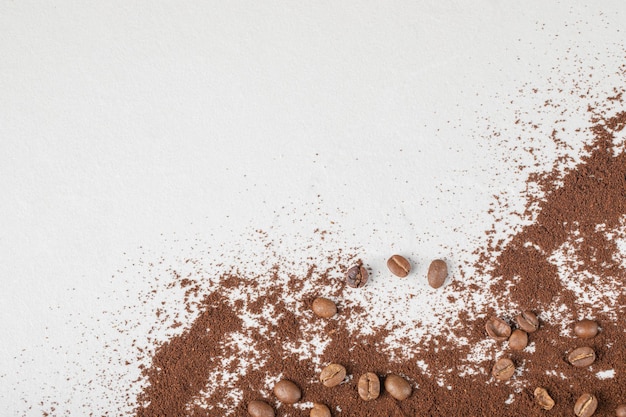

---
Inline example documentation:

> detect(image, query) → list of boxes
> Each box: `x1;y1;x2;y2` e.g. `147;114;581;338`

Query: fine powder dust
131;107;626;415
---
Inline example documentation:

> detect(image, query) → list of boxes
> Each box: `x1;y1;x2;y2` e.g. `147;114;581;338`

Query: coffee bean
568;346;596;367
346;265;368;288
616;404;626;417
574;319;599;339
491;358;515;381
574;393;598;417
357;372;380;401
319;364;346;387
311;297;337;318
533;387;555;410
273;379;301;404
248;400;275;417
384;374;411;400
310;403;331;417
427;259;448;288
485;316;512;341
387;255;411;277
515;310;539;333
508;329;528;351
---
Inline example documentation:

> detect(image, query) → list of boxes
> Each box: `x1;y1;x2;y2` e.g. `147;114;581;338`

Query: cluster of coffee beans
347;255;449;289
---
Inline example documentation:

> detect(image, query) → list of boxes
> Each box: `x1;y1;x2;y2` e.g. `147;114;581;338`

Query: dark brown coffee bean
515;310;539;333
387;255;411;277
273;379;301;404
568;347;596;367
616;404;626;417
533;387;555;410
311;297;337;318
248;400;275;417
574;319;599;339
384;374;411;400
485;316;511;341
346;265;368;288
319;364;346;387
310;403;331;417
508;329;528;351
427;259;448;288
491;358;515;381
357;372;380;401
574;393;598;417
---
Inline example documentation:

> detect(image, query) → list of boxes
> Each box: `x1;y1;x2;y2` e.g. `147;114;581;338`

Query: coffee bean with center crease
358;372;380;401
574;393;598;417
508;329;528;351
616;404;626;417
310;403;331;417
384;374;411;400
492;358;515;381
533;387;555;410
568;347;596;367
311;297;337;318
427;259;448;288
516;310;539;333
248;400;275;417
387;255;411;277
346;265;368;288
273;379;301;404
575;319;599;339
485;316;511;341
320;364;346;387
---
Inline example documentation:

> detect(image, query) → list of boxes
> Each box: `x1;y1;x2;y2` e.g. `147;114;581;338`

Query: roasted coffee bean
384;374;411;400
427;259;448;288
312;297;337;318
485;316;512;341
357;372;380;401
515;310;539;333
346;265;368;288
273;379;301;404
508;329;528;351
310;403;331;417
575;319;599;339
534;387;555;410
320;364;346;387
387;255;411;277
248;400;275;417
491;358;515;381
574;393;598;417
616;404;626;417
568;346;596;367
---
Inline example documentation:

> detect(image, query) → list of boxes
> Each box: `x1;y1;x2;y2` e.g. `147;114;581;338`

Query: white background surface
1;1;625;415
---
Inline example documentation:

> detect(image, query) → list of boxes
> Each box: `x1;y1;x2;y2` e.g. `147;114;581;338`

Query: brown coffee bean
387;255;411;277
574;393;598;417
310;403;331;417
384;374;411;400
533;387;555;410
357;372;380;401
427;259;448;288
508;329;528;351
346;265;368;288
248;400;275;417
616;404;626;417
319;364;346;387
515;310;539;333
311;297;337;318
574;319;599;339
273;379;301;404
568;347;596;367
485;316;512;341
491;358;515;381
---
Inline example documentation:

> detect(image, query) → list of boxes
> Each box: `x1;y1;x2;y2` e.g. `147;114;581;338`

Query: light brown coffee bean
384;374;411;400
485;316;512;341
320;364;346;387
387;255;411;277
427;259;448;288
310;403;331;417
248;400;275;417
515;310;539;333
273;379;301;404
574;393;598;417
491;358;515;381
568;347;596;367
357;372;380;401
311;297;337;318
534;387;555;410
575;319;599;339
616;404;626;417
508;329;528;351
346;265;368;288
